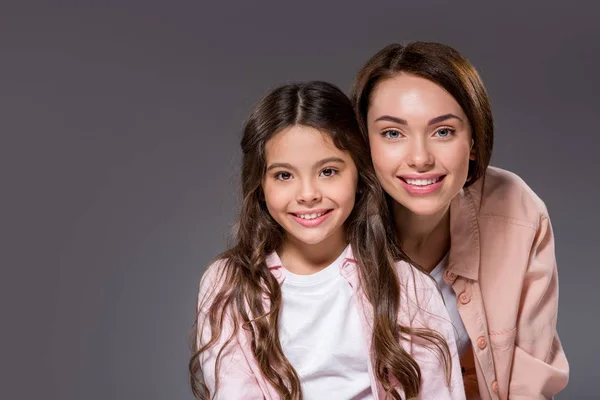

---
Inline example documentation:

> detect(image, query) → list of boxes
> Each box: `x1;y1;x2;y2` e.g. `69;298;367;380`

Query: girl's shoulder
395;261;438;297
394;260;437;291
393;260;442;323
199;258;229;288
196;258;230;311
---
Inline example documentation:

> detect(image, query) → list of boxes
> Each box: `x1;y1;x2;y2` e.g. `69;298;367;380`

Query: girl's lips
290;209;333;227
397;175;446;195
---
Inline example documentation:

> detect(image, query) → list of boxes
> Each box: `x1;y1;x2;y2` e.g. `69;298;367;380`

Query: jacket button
444;269;457;284
477;336;487;349
491;380;499;393
459;291;471;304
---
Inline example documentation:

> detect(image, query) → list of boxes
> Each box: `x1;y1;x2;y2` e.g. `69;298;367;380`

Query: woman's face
366;73;474;217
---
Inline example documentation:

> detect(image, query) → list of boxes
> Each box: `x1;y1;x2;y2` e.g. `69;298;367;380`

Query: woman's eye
434;128;455;138
275;172;292;180
320;168;337;177
381;129;402;139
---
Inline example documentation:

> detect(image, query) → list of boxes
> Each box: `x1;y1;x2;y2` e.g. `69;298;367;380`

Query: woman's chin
394;198;451;218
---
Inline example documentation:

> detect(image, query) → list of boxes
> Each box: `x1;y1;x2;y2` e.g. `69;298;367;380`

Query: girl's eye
320;168;337;177
434;128;455;138
275;172;292;180
381;129;402;139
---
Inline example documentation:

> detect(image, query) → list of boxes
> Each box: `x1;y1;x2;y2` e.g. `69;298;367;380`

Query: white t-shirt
278;247;373;399
430;253;472;356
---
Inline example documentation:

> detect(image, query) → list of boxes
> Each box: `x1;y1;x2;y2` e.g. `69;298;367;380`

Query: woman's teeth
405;177;442;186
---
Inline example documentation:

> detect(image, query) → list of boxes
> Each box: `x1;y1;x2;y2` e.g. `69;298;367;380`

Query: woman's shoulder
468;166;549;224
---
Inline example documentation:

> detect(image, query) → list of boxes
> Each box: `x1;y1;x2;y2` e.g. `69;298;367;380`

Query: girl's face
366;73;475;218
262;125;358;248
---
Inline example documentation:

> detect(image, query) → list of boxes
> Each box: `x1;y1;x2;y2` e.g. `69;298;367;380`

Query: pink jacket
196;247;465;399
446;167;569;399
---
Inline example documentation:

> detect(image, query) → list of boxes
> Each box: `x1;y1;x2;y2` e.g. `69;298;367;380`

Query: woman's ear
469;139;476;161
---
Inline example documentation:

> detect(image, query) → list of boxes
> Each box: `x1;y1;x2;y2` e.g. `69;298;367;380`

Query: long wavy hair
189;81;451;399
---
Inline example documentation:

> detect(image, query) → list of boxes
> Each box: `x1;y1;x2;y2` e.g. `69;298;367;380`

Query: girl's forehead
264;125;355;170
266;126;337;155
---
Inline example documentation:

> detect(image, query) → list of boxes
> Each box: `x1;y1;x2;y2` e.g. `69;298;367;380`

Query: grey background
2;1;598;399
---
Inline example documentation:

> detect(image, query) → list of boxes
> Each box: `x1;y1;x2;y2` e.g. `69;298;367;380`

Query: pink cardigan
195;247;465;399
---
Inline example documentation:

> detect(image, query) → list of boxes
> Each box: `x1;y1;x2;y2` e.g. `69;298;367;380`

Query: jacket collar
447;182;482;281
265;245;357;284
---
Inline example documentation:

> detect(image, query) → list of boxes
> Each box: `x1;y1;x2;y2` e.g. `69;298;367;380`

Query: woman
351;41;569;399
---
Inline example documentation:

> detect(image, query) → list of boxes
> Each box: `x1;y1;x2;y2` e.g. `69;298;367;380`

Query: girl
189;81;465;399
351;42;569;399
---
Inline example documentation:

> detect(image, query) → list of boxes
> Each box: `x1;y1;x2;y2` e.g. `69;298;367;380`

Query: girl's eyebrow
266;157;346;172
266;162;295;172
314;157;345;168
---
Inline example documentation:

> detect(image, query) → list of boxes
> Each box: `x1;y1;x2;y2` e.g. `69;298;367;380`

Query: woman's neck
393;203;451;273
279;230;348;275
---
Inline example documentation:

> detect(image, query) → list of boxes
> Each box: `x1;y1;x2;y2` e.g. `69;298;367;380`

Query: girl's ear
257;180;266;201
470;138;476;161
356;178;365;195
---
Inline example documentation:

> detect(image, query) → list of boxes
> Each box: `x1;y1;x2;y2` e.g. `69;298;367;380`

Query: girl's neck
279;230;348;275
393;202;451;273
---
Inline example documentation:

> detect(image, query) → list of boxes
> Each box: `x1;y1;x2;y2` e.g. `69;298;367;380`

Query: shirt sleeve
195;263;266;399
507;214;569;399
197;312;265;399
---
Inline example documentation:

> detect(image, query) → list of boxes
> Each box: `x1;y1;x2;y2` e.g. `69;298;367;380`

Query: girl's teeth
298;212;324;220
405;177;442;186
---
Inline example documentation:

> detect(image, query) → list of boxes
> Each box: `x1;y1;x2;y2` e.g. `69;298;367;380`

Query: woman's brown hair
189;81;451;399
351;41;494;187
